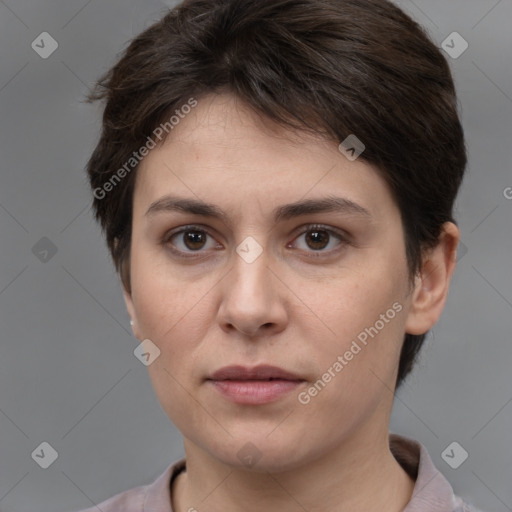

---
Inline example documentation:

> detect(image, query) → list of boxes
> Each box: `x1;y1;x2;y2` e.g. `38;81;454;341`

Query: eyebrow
145;195;372;225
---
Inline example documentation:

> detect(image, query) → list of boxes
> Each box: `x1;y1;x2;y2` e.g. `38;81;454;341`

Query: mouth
206;365;306;405
208;364;304;381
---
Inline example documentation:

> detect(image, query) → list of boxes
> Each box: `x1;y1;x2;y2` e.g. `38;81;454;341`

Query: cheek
302;263;408;389
132;277;215;433
314;269;405;340
297;292;406;440
129;260;219;423
130;245;211;341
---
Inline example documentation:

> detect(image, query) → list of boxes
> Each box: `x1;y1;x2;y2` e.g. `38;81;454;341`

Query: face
124;93;420;472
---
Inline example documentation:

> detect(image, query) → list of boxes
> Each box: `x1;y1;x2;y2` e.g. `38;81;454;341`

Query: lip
208;365;303;381
207;365;305;405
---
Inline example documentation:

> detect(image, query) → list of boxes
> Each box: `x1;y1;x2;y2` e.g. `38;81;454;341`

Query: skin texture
123;93;459;512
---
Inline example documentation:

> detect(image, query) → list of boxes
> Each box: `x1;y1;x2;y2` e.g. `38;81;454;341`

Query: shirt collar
390;433;462;512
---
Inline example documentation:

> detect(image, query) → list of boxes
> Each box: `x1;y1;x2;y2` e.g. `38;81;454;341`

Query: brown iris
305;229;330;250
183;230;207;250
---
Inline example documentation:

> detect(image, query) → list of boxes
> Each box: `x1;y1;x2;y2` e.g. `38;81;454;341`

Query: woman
77;0;481;510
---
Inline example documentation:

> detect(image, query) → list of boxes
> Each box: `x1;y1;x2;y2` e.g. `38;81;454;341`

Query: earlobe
405;222;460;335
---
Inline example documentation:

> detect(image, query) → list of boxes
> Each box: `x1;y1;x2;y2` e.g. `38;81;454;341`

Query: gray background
0;0;511;510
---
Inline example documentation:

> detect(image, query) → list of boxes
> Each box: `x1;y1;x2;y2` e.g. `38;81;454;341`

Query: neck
172;426;415;512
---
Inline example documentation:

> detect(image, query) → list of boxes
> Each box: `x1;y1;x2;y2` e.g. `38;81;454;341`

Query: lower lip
208;379;304;404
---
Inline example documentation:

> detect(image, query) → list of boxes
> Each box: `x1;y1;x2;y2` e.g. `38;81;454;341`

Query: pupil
307;229;329;250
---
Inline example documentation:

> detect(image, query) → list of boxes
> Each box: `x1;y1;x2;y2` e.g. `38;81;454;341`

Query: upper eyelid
290;223;348;239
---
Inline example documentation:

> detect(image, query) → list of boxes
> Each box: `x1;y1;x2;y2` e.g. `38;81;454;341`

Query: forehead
133;93;398;222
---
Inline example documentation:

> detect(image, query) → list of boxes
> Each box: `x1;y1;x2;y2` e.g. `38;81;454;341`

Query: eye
163;225;222;255
162;223;349;259
288;224;348;254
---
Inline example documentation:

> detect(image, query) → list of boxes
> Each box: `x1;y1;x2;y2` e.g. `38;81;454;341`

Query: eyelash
162;224;350;260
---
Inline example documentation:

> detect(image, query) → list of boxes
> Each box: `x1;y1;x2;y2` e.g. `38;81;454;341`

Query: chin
205;433;316;474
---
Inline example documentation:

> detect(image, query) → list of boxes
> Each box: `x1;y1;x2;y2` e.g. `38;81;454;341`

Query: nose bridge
230;242;271;300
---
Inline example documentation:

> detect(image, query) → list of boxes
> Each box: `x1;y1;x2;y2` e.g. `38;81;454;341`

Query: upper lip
208;365;304;381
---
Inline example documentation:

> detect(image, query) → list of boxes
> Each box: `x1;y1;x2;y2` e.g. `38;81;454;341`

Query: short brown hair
86;0;467;388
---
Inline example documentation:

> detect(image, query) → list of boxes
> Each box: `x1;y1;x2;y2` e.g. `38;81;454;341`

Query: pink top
74;434;482;512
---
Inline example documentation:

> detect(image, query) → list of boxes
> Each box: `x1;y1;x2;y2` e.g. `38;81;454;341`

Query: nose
217;248;289;338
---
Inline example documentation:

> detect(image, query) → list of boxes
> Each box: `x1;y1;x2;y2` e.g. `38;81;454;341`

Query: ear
405;222;460;335
123;286;141;340
114;237;139;338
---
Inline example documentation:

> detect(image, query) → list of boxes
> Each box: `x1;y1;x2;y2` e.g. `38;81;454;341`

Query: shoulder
453;497;487;512
70;459;185;512
72;483;146;512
